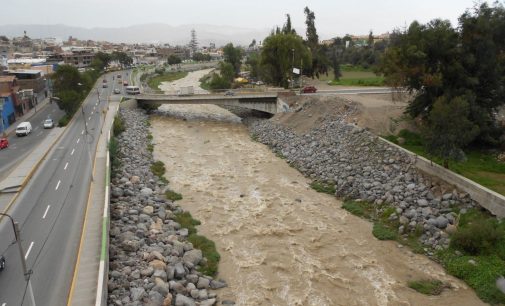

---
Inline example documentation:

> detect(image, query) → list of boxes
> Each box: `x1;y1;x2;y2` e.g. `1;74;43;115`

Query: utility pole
0;213;36;306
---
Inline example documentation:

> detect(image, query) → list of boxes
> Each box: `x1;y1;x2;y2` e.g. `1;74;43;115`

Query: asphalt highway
0;102;65;183
0;70;128;306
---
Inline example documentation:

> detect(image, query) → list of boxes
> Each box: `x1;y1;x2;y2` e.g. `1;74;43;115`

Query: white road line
2;302;6;306
24;242;34;259
88;116;91;121
42;205;51;219
91;111;94;115
77;138;80;144
71;148;75;155
64;162;69;170
81;130;84;135
55;180;61;190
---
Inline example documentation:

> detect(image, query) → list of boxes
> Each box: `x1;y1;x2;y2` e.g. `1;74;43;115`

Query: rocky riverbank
247;114;476;249
108;107;227;306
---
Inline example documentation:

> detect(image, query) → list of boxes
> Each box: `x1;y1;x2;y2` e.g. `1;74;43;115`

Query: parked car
256;81;264;85
302;86;317;93
0;255;5;271
224;90;235;96
16;122;32;137
0;138;9;150
43;119;54;129
113;88;121;94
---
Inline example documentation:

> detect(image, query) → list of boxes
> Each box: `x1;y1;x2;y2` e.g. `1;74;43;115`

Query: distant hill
0;23;272;46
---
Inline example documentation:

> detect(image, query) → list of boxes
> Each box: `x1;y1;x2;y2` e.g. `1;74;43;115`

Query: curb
95;130;111;306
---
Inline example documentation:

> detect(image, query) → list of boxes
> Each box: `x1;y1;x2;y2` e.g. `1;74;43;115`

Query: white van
16;122;32;137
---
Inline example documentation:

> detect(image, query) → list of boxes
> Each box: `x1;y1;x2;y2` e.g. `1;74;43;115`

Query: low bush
189;234;220;276
113;115;125;135
310;181;336;195
58;115;70;127
174;211;201;235
151;160;166;178
342;201;374;219
165;190;183;201
408;279;446;295
174;211;220;276
450;218;502;255
372;223;397;240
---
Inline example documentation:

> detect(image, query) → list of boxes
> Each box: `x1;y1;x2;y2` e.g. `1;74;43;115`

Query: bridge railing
140;87;287;96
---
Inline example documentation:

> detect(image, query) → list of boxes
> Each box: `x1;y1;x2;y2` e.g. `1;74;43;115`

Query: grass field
384;130;505;196
322;65;385;86
147;71;188;90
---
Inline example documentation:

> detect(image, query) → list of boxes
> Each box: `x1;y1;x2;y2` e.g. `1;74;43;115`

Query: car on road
113;88;121;94
123;81;128;86
224;90;235;96
15;122;32;137
0;255;4;271
256;81;264;85
43;118;54;129
102;83;108;88
0;138;9;150
117;74;122;79
302;86;317;93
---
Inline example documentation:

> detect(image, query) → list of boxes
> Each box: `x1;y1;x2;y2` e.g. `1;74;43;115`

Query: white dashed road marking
24;242;34;259
42;205;50;219
55;180;61;190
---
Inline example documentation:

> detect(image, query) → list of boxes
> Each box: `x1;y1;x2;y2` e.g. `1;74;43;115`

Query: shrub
450;218;502;255
342;201;374;219
408;279;446;295
189;234;220;276
150;160;166;178
109;137;121;175
58;115;70;127
174;211;201;235
165;190;182;201
372;223;397;240
113;115;125;135
310;181;336;195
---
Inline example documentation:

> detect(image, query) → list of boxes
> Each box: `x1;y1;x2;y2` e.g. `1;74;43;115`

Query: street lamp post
0;213;36;306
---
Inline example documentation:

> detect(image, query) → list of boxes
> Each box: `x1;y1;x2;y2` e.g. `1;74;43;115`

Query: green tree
423;95;479;168
222;43;243;75
303;6;329;78
246;52;261;78
368;30;374;47
331;50;342;80
192;52;211;62
112;51;133;67
282;14;296;34
91;52;111;71
260;32;311;88
379;2;505;146
167;54;182;65
52;65;84;94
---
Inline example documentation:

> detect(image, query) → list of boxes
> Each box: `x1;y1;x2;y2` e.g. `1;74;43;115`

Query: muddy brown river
151;104;483;306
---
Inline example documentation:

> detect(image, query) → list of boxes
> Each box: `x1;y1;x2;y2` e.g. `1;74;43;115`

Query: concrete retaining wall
379;137;505;218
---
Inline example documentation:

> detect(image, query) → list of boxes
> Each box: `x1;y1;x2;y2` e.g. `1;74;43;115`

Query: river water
150;102;483;306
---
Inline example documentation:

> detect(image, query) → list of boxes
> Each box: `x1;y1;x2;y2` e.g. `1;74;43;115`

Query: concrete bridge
135;92;290;114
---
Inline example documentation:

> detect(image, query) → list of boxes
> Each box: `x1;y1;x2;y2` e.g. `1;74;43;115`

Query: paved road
0;103;65;183
0;71;128;306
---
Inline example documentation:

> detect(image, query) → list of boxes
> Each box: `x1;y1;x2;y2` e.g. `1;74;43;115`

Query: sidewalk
2;94;52;137
69;100;119;306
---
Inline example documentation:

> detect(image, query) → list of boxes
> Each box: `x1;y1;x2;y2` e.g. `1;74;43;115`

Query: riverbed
149;102;482;306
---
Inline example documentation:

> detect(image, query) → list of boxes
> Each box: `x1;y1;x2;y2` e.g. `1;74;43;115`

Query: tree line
378;2;505;165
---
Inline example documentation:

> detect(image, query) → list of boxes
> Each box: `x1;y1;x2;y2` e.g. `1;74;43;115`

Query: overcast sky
1;0;492;38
